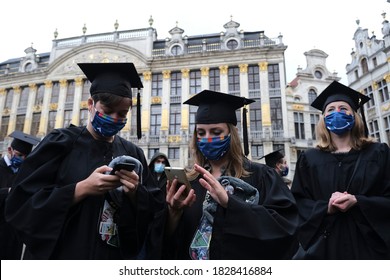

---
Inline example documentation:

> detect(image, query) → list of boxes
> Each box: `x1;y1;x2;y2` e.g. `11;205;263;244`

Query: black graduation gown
5;126;165;260
0;158;23;259
165;159;299;260
291;142;390;259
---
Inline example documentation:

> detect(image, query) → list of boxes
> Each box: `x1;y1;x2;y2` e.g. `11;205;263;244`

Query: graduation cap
261;149;285;168
78;62;144;139
183;90;255;156
9;131;40;155
311;81;371;136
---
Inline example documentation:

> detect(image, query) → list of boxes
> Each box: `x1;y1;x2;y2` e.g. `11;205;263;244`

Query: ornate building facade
0;17;291;170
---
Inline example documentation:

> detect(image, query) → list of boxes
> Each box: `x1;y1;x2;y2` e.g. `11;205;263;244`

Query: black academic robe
291;142;390;259
165;159;299;260
0;158;23;259
5;126;165;260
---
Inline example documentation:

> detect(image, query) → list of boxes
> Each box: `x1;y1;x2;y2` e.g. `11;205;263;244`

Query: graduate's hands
74;166;123;202
166;178;196;213
328;191;357;214
194;164;229;208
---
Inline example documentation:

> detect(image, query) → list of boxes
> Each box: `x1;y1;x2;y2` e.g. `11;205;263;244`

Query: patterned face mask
154;163;165;173
324;111;355;135
91;107;127;137
197;135;231;161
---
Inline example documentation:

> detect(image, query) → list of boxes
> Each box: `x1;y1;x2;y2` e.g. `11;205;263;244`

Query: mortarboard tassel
360;101;369;137
242;105;249;156
137;89;141;139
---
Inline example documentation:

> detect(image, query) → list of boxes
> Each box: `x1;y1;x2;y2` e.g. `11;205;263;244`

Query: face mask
324;111;355;136
280;166;289;177
91;107;127;137
10;155;23;169
197;135;231;161
154;163;165;173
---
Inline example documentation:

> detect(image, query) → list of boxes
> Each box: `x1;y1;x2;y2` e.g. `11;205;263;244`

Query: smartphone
109;163;136;175
164;167;192;195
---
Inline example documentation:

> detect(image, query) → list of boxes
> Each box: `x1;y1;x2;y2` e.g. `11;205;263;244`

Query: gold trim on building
162;70;171;79
168;135;181;143
59;79;68;88
258;62;268;71
75;77;83;86
3;108;10;115
33;105;42;112
239;64;248;73
13;86;21;94
201;67;209;76
181;68;190;78
49;103;58;111
143;71;152;81
0;88;5;96
80;101;89;109
44;80;53;89
262;103;271;126
219;65;228;74
29;83;37;91
292;104;305;110
151;96;162;104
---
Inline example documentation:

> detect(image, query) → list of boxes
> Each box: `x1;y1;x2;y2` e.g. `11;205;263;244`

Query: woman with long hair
164;90;298;260
291;81;390;259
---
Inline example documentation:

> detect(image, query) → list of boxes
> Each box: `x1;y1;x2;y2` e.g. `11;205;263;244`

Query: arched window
361;58;368;75
308;89;317;104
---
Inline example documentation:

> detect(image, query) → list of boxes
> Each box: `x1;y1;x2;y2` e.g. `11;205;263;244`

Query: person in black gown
164;90;299;260
291;81;390;259
0;131;40;259
5;63;165;260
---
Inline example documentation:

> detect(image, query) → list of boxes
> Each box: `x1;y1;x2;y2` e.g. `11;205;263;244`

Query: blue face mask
154;163;165;173
280;166;289;177
10;155;23;169
324;111;355;135
91;108;127;137
197;135;231;161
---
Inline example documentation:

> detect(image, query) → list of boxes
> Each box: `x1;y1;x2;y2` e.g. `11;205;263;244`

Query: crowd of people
1;62;389;260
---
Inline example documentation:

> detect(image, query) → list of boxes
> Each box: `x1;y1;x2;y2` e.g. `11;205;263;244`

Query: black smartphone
109;163;136;175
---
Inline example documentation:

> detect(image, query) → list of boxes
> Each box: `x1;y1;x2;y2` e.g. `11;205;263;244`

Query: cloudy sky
1;0;389;84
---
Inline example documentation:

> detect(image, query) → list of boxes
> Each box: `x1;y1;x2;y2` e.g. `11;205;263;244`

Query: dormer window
226;39;238;50
24;63;33;72
171;45;182;56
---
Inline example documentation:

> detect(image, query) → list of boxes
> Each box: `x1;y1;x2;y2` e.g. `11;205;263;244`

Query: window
51;82;60;103
15;115;25;132
170;72;182;97
80;109;88;126
130;105;138;136
152;73;163;97
310;114;320;140
82;80;91;101
250;98;262;131
308;89;317;104
361;58;368;75
48;111;56;132
364;86;375;108
168;147;180;159
368;119;380;141
251;144;263;159
228;66;240;95
189;105;197;134
66;81;75;103
169;104;181;135
384;115;390;144
4;88;13;109
64;110;72;128
354;70;359;80
190;70;201;94
150;105;162;136
0;116;10;141
270;97;283;130
31;113;41;136
209;68;220;91
294;112;305;139
314;70;323;79
378;80;389;103
373;57;378;67
148;148;159;159
268;64;280;89
24;63;32;72
171;45;182;55
248;65;260;98
19;87;29;108
35;84;44;105
226;39;238;50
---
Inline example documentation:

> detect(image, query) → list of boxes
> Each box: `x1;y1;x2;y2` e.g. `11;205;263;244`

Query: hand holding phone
109;163;136;175
164;167;192;195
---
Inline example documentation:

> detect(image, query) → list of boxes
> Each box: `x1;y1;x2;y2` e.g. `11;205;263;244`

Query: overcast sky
1;0;389;84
